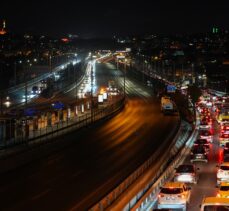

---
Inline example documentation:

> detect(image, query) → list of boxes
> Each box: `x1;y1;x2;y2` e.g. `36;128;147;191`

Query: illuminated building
0;20;7;35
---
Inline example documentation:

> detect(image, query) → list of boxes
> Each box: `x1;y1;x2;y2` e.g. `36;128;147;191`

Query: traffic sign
167;85;176;93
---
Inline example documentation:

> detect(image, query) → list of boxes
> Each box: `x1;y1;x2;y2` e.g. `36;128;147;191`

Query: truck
161;96;174;114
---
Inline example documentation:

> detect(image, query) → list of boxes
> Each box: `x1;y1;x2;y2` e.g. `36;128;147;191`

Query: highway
4;54;112;113
3;58;81;110
146;101;222;211
188;115;220;210
0;62;179;211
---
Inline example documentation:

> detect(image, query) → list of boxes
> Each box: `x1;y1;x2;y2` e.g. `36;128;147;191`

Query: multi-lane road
188;115;220;210
0;62;179;210
144;99;223;211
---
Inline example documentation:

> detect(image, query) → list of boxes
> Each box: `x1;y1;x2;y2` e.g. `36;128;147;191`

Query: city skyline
1;0;229;37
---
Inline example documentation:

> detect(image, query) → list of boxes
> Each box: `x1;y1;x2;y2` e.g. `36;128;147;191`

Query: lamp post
124;59;127;98
90;55;94;123
24;62;29;140
74;60;78;114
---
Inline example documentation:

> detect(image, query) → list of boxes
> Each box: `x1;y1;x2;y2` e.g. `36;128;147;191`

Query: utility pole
90;54;94;123
24;67;28;140
74;61;78;114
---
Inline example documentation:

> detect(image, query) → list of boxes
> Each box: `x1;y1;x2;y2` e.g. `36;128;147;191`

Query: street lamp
90;58;94;123
124;59;127;98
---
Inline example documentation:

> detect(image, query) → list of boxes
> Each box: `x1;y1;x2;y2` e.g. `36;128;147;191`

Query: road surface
0;62;179;211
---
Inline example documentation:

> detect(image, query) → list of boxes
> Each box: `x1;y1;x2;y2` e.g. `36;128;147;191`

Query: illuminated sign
116;56;125;59
167;85;176;93
98;94;104;103
103;92;108;100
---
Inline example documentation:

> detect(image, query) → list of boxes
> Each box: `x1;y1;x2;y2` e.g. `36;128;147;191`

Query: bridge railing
88;116;191;211
131;115;199;211
0;97;125;157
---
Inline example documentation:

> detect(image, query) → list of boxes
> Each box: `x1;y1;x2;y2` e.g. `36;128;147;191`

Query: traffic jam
154;92;229;211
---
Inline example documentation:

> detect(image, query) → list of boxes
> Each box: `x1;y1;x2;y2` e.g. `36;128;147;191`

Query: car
204;115;212;123
213;102;222;112
217;162;229;185
31;86;40;94
174;164;199;184
199;119;211;130
217;111;229;124
190;145;208;163
199;129;213;143
194;138;210;151
200;197;229;211
200;109;211;117
221;123;229;131
217;182;229;198
157;182;191;210
224;143;229;161
219;132;229;147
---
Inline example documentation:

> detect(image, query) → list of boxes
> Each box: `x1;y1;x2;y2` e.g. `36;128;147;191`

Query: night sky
1;0;229;38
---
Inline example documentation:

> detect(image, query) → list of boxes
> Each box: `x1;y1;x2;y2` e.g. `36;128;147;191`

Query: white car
174;164;199;184
217;162;229;185
157;182;191;210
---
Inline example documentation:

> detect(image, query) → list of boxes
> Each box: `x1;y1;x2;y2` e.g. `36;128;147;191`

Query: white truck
161;96;174;114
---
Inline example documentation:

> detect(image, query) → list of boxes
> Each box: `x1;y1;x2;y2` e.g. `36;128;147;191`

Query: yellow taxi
217;111;229;124
200;197;229;210
217;182;229;198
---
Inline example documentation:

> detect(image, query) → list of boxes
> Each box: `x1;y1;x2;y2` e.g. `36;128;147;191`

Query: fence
0;97;125;152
